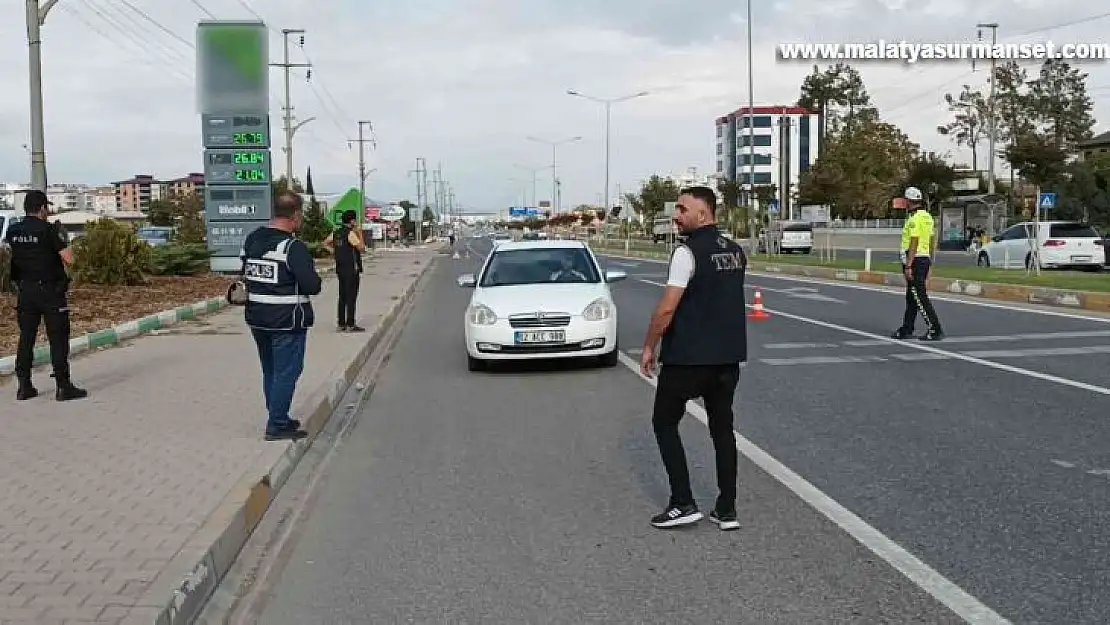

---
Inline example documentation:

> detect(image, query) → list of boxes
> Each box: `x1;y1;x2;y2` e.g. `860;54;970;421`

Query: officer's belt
247;293;310;304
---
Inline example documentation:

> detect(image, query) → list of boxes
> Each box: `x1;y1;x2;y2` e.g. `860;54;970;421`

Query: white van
652;216;678;243
768;220;813;254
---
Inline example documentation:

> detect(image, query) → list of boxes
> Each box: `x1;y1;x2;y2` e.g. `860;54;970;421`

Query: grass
590;242;1110;293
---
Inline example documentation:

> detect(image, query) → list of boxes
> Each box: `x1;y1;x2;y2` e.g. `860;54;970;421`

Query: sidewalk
0;248;442;624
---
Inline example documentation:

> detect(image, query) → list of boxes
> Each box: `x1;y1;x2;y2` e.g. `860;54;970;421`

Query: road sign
408;206;420;221
768;199;780;214
1038;192;1056;211
379;205;405;222
662;201;677;216
204;185;271;222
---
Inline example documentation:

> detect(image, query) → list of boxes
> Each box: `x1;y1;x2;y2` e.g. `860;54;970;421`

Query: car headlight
467;303;497;325
582;298;612;321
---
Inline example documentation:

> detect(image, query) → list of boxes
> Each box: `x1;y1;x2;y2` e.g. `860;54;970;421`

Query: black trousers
652;363;741;508
15;280;71;383
900;256;942;334
336;270;360;327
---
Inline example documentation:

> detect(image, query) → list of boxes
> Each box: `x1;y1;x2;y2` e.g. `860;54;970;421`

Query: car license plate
515;330;565;343
1071;255;1091;262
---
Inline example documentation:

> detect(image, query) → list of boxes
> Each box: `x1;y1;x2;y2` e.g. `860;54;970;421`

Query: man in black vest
241;191;322;441
323;209;366;331
640;185;746;531
5;190;87;401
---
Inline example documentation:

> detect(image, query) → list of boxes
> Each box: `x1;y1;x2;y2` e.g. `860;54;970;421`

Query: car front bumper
465;317;617;360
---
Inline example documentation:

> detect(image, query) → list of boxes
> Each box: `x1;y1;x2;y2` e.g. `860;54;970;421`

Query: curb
144;255;438;625
592;246;1110;314
0;264;339;377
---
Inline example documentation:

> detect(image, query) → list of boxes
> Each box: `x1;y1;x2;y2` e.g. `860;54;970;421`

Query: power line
117;0;194;49
189;0;215;19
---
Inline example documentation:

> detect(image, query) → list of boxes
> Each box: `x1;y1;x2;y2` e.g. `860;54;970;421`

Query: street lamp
26;0;61;190
514;163;549;207
526;135;581;214
566;89;648;226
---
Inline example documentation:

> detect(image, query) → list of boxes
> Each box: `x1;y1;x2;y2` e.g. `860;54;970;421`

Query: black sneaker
265;429;307;441
709;507;740;531
650;504;703;528
16;383;38;401
337;325;348;332
919;331;944;341
56;383;88;401
347;325;366;332
282;419;302;431
891;329;913;339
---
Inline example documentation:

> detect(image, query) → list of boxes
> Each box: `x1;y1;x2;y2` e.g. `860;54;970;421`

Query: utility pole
527;136;581;214
976;23;999;197
26;0;60;190
348;120;374;208
269;29;311;183
746;0;757;250
409;157;427;243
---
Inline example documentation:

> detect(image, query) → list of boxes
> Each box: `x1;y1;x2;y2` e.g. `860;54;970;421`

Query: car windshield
480;247;600;287
784;223;812;232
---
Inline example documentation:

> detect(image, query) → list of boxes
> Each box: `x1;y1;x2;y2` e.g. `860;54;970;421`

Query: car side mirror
605;270;627;282
456;273;476;287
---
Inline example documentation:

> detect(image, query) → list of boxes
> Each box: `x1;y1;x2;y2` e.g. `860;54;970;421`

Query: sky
2;0;1110;212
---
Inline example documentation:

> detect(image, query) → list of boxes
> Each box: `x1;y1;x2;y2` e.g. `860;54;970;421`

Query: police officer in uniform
892;186;944;341
4;190;87;401
241;191;322;441
323;209;366;331
640;186;746;531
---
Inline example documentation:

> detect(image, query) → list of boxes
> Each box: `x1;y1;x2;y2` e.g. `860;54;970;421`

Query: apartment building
114;173;204;212
91;186;117;213
715;105;821;215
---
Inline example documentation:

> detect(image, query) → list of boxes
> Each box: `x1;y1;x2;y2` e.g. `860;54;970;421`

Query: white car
977;220;1104;270
457;239;626;371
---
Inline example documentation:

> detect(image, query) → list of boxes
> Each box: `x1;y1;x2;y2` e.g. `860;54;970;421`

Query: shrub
151;243;212;276
0;245;11;293
305;241;331;259
70;219;152;286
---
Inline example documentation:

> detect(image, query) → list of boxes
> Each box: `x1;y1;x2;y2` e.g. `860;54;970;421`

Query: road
602;238;979;267
243;237;1110;624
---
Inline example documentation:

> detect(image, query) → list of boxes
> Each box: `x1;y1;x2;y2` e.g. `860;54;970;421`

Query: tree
904;153;957;206
797;116;919;218
937;85;989;171
147;198;174;227
1056;156;1110;225
1005;133;1069;189
170;191;206;245
273;175;304;195
797;63;875;152
625;175;681;222
298;166;330;243
1028;59;1095;151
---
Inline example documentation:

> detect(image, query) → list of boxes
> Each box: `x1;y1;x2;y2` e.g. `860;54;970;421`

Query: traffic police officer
4;190;87;401
241;191;322;441
892;186;944;341
323;209;366;331
640;185;747;532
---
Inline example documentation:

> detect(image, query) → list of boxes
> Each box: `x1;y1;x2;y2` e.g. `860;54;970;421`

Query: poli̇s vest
6;216;67;283
241;228;315;331
659;225;748;366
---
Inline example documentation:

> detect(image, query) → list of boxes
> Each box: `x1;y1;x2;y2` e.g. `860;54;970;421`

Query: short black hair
273;191;303;219
342;209;357;224
23;189;50;214
679;186;718;215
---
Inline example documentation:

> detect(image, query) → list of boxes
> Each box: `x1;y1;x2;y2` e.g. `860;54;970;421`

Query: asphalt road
609;238;978;267
592;244;1110;624
251;241;966;624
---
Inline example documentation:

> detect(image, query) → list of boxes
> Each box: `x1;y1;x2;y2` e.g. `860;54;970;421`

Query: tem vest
241;228;315;331
659;225;748;366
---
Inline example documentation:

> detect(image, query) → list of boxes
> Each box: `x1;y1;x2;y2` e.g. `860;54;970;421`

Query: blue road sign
1038;192;1056;211
768;199;780;214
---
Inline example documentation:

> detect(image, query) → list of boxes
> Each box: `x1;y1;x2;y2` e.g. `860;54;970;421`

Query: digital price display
201;114;270;148
233;132;266;146
203;148;271;185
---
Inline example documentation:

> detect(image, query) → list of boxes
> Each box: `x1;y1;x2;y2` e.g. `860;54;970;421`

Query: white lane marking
1086;469;1110;476
890;352;949;361
610;261;640;267
763;342;839;349
1051;459;1077;468
615;351;1011;624
607;253;1110;324
847;331;1110;346
761;355;887;365
639;278;1110;397
962;345;1110;358
745;284;846;304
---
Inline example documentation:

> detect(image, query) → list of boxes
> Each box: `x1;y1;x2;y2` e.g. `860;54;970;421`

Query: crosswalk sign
1038;192;1056;210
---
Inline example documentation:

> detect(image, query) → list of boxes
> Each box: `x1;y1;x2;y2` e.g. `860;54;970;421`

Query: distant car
137;226;174;247
977;220;1104;270
457;239;625;371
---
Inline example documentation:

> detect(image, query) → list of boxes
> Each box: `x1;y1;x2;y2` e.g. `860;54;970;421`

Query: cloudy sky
2;0;1109;212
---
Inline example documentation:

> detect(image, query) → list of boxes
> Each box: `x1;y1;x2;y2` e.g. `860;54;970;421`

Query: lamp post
526;135;581;214
565;90;648;222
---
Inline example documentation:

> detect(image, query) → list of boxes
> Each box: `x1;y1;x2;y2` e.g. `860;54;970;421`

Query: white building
91;186;117;213
715;105;821;217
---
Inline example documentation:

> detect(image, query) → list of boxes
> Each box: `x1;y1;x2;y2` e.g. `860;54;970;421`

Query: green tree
937;84;989;171
1056;155;1110;225
625;175;681;222
1028;59;1095;151
170;191;206;245
147;198;174;227
797;63;875;152
904;152;957;206
273;175;304;195
298;167;329;243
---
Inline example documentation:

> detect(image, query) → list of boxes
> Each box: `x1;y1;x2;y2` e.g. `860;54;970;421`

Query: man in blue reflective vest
241;191;322;441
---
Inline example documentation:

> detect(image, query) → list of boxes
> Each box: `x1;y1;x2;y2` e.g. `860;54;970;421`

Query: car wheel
467;354;485;372
598;344;620;367
977;252;990;267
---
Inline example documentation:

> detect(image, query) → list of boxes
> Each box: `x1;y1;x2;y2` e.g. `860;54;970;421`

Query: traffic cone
748;289;771;320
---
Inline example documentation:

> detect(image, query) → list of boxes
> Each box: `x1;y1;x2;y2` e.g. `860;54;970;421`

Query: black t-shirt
4;216;67;283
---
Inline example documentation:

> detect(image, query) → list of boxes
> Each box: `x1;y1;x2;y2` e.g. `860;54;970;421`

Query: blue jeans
251;329;307;434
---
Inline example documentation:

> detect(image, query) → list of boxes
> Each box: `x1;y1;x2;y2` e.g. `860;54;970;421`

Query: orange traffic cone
748;289;771;320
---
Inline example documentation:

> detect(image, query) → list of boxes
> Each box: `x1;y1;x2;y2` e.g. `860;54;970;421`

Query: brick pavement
0;249;439;624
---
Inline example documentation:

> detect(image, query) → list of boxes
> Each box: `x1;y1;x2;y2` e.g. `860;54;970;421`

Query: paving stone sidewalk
0;249;438;624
